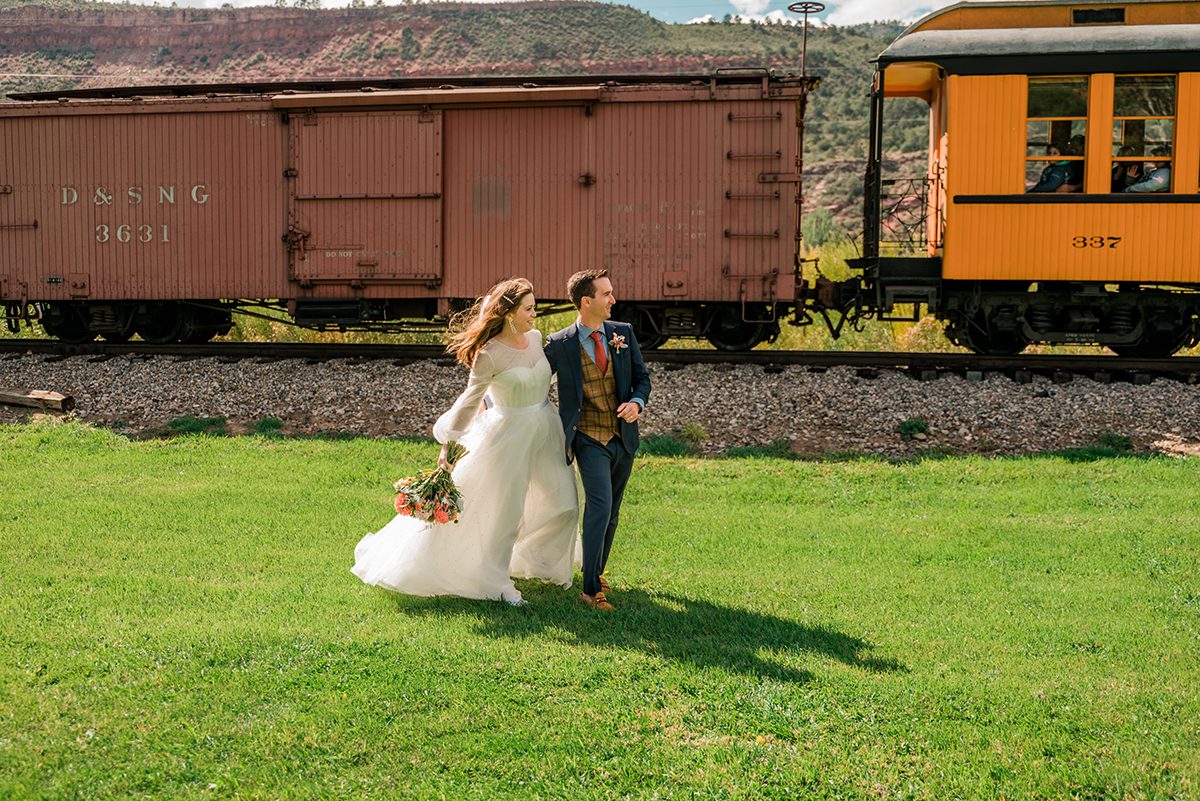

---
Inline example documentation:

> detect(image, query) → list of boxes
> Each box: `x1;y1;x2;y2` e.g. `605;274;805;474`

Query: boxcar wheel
138;303;186;344
41;310;94;344
180;305;232;344
43;320;95;344
616;305;668;349
182;328;217;344
706;309;767;351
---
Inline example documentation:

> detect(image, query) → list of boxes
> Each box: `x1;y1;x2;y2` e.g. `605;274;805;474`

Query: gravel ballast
2;353;1199;457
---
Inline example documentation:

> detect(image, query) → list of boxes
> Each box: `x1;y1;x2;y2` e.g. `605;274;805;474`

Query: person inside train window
1124;146;1171;193
1026;76;1087;192
1027;144;1076;192
1111;145;1143;192
1062;134;1086;191
1112;75;1175;193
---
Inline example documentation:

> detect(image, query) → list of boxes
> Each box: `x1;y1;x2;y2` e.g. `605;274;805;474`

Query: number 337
1072;235;1121;249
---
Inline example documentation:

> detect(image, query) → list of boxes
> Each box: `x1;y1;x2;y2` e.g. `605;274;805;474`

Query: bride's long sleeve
432;349;496;444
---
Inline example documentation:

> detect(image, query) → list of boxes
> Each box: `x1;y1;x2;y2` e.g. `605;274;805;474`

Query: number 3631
96;224;171;244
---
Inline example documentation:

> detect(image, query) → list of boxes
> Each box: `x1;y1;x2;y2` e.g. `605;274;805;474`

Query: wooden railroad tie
0;389;75;412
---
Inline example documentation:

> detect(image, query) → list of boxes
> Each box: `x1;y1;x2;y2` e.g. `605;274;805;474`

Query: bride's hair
445;277;534;367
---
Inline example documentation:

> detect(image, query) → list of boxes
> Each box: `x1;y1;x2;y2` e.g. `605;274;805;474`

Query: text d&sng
59;184;211;206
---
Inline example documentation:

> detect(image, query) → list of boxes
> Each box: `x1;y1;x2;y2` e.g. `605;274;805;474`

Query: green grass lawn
1;421;1198;800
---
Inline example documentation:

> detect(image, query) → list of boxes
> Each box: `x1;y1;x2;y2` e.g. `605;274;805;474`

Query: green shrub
252;417;284;437
1095;431;1134;452
640;434;698;457
898;418;929;438
164;416;227;436
723;439;793;459
801;208;846;247
677;422;709;446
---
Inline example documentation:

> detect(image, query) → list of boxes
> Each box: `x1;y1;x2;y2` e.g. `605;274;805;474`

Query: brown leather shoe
599;576;611;593
580;591;615;612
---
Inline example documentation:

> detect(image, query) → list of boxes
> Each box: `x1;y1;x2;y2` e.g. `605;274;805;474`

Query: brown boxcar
0;73;813;349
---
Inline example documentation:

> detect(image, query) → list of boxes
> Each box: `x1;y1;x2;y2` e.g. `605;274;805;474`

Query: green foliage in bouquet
392;442;467;524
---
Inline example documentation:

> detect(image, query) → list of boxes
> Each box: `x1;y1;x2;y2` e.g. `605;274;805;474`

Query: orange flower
390;460;464;526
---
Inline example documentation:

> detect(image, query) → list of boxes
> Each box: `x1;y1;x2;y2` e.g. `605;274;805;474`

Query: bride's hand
438;443;453;471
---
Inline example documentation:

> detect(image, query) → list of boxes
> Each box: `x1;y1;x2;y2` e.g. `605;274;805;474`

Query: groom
545;269;651;612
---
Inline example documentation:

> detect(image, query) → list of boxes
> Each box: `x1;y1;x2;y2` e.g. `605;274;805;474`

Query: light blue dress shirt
576;320;644;410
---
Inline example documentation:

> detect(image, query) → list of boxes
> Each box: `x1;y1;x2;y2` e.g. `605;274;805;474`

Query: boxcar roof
878;22;1200;73
8;70;813;103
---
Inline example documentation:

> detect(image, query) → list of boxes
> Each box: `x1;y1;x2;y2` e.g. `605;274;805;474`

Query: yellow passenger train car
851;0;1200;355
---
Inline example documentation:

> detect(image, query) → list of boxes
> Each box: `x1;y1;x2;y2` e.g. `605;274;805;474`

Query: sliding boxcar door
286;110;443;286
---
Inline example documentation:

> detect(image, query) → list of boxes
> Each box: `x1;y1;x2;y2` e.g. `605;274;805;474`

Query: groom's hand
616;402;640;423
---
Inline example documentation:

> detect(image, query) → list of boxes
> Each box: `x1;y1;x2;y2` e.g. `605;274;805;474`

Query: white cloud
691;0;929;26
824;0;954;25
758;8;814;25
729;0;771;16
688;8;818;25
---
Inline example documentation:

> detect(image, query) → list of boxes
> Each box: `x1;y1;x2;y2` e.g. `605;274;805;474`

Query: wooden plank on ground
0;389;75;412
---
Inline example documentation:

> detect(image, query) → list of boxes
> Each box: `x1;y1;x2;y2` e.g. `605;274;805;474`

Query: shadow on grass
902;445;1164;464
718;438;1166;464
396;585;905;683
128;415;437;444
112;416;1166;465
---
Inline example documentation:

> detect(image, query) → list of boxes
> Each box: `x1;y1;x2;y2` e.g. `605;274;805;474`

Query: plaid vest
578;341;619;444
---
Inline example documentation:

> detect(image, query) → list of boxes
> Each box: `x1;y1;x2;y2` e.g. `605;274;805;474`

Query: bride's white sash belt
493;399;550;416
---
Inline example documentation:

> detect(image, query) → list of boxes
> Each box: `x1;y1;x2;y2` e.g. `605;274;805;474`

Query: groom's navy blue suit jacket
545;320;652;463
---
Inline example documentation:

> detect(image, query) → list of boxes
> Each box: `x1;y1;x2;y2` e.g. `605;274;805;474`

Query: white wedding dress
351;329;579;603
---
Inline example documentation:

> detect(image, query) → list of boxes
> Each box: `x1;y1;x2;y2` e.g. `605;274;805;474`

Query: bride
351;278;579;605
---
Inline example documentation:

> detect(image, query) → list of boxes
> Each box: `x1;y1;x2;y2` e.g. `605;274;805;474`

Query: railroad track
2;339;1199;383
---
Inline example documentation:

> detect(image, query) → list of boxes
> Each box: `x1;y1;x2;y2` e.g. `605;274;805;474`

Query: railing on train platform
877;175;944;255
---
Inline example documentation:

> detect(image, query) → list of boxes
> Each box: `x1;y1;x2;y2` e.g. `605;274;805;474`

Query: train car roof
7;70;814;103
878;22;1200;73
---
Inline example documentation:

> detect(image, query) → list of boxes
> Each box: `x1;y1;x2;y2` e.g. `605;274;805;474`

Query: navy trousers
573;433;635;596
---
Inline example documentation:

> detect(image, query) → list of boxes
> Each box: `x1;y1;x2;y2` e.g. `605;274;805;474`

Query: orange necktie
590;331;608;375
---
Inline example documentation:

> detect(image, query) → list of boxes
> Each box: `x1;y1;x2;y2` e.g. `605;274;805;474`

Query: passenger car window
1112;75;1175;192
1026;77;1087;193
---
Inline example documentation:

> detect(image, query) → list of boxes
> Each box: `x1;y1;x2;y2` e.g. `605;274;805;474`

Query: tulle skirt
351;401;579;602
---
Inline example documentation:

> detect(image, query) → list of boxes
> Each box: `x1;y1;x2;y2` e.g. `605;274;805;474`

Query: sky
114;0;956;27
648;0;949;25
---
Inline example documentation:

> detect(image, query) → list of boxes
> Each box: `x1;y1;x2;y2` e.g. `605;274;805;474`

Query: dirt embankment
0;2;745;91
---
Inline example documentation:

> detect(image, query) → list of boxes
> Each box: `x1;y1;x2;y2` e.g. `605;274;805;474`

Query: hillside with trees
0;0;923;232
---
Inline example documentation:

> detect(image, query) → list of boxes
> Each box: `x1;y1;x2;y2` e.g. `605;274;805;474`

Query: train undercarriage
13;282;1200;356
11;278;1198;356
612;303;781;351
7;298;783;351
940;281;1200;358
10;300;236;344
815;257;1200;357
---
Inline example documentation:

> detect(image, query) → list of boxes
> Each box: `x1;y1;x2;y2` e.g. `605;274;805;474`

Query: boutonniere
608;333;628;352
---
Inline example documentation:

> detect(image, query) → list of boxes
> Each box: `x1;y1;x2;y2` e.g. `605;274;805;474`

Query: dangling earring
507;315;518;334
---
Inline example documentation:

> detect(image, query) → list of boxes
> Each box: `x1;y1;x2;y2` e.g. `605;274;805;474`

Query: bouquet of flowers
392;442;468;525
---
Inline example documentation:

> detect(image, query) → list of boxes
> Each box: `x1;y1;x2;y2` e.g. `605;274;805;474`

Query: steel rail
2;339;1200;380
